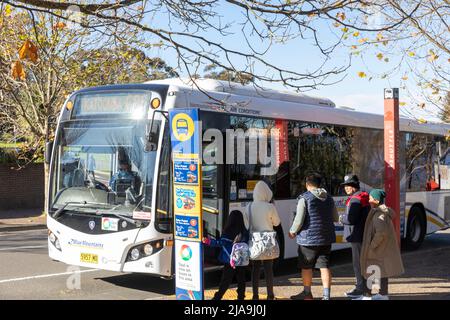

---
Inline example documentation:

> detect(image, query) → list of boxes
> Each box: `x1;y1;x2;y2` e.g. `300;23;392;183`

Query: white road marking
0;245;47;251
0;269;100;284
0;229;47;237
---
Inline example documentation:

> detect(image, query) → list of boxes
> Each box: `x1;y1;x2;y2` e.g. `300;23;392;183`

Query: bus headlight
126;239;164;262
130;248;140;261
143;244;153;256
55;239;61;250
48;230;61;251
49;232;56;243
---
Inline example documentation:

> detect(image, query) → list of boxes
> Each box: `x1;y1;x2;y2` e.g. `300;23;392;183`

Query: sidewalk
0;209;47;232
269;247;450;300
202;230;450;300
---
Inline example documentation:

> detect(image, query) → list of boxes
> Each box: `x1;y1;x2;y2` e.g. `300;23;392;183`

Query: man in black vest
340;174;371;299
289;173;339;300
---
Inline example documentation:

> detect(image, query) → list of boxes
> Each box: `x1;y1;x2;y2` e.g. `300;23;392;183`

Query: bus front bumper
47;219;173;276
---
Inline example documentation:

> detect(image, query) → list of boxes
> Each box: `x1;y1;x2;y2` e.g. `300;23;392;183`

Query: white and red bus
46;78;450;277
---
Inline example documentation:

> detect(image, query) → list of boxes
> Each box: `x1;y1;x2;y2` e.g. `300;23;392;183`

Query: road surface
1;228;449;299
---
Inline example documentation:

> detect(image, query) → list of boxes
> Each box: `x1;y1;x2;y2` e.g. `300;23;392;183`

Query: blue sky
142;3;442;122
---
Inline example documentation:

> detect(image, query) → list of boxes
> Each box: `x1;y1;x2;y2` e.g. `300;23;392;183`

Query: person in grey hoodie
289;173;339;300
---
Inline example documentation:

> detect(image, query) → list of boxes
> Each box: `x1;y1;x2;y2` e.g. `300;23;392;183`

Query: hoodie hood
253;181;273;202
377;204;395;219
310;188;329;201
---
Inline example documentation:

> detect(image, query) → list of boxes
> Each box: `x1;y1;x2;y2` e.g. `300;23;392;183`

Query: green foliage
203;64;253;85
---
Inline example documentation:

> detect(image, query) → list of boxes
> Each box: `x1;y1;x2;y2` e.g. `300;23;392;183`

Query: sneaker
345;288;365;298
290;291;314;300
322;296;331;300
371;294;389;300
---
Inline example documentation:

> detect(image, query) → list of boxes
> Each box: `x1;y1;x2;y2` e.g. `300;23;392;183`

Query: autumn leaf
4;4;12;16
401;76;408;81
376;53;383;60
419;102;426;109
428;50;439;62
11;61;26;81
357;71;367;78
53;22;66;30
341;27;349;33
358;38;368;44
353;31;360;37
336;12;346;21
418;118;427;124
399;102;406;106
19;40;39;63
407;51;416;57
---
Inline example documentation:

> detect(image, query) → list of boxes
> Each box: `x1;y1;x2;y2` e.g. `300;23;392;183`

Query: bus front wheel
406;206;426;250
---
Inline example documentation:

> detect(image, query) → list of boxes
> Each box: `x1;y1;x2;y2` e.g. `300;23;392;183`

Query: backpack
230;242;250;267
222;232;250;268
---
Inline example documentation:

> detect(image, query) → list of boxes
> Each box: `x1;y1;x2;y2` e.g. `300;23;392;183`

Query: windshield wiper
104;212;144;228
52;201;109;219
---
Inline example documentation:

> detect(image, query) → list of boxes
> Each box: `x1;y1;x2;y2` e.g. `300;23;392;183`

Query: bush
0;147;19;164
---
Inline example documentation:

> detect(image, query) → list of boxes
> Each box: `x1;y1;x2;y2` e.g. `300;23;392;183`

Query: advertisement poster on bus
169;108;204;300
174;185;201;216
175;216;200;239
275;119;289;167
174;158;199;184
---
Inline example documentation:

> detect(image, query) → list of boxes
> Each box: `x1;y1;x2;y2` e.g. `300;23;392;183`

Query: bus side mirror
145;132;158;152
45;140;54;164
145;110;168;152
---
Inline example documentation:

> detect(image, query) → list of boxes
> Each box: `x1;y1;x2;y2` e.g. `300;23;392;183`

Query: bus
46;78;450;277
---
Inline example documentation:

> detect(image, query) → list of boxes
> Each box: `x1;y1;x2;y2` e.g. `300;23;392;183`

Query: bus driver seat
72;168;85;187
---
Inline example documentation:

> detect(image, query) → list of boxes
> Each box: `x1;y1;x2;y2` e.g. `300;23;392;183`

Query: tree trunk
44;116;50;214
44;161;49;213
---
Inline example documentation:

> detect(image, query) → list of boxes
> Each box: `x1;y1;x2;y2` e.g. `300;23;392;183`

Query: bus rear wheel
406;206;426;250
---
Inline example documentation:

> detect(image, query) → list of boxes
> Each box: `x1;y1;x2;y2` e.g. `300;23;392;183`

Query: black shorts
297;245;332;269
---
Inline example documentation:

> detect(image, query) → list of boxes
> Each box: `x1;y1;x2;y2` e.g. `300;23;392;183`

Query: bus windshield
50;118;157;216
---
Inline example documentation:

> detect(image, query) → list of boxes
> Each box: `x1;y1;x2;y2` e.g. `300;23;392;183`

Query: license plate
80;253;98;264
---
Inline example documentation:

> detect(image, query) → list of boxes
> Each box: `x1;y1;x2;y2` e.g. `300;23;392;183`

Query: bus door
200;111;229;266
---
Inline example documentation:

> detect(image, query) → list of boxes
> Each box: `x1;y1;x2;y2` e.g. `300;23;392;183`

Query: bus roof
146;78;450;136
147;78;336;108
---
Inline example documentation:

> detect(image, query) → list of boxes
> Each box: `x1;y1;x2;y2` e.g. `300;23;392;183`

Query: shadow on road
98;273;176;295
